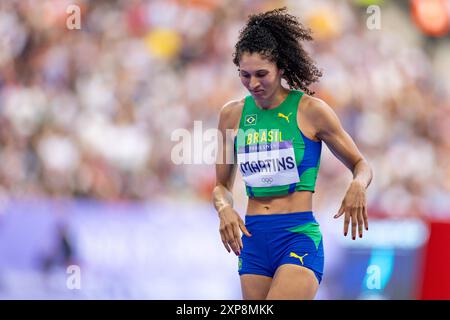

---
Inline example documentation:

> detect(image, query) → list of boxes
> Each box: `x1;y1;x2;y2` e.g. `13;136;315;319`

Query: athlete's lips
252;89;264;95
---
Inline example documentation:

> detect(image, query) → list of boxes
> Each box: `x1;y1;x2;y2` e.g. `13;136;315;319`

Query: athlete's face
238;52;283;100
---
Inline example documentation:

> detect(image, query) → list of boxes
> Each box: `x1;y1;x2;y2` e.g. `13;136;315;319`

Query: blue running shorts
238;211;324;284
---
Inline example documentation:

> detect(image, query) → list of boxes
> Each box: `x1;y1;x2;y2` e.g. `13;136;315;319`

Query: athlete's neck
255;87;290;110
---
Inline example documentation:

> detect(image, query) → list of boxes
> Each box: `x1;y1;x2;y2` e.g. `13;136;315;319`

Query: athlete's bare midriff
246;190;313;215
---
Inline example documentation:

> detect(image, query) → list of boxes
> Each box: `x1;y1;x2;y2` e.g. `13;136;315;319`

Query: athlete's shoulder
299;93;336;121
300;94;342;138
218;98;245;129
220;98;245;115
300;93;329;111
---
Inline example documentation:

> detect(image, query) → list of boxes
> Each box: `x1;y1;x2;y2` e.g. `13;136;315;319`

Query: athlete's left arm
308;97;373;240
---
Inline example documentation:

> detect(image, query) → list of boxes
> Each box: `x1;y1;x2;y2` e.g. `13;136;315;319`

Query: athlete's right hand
218;206;252;256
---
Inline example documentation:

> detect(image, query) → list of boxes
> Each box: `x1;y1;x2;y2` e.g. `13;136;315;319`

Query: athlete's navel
264;206;270;210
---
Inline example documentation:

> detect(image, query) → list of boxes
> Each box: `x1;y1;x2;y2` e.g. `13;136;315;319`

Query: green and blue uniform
235;90;324;283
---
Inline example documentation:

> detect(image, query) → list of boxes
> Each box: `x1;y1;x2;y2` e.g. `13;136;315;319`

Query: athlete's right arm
213;100;251;256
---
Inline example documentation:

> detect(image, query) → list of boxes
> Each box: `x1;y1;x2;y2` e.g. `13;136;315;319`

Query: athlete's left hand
333;180;368;239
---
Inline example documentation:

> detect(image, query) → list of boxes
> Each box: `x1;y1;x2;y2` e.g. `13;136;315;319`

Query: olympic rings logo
261;177;273;184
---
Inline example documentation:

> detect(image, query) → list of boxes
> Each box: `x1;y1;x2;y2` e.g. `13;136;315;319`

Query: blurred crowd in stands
1;0;449;218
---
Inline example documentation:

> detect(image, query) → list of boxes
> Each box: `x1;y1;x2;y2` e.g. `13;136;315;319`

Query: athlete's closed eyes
239;70;269;78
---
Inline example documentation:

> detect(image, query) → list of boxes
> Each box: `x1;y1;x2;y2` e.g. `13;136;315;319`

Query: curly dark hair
232;7;322;95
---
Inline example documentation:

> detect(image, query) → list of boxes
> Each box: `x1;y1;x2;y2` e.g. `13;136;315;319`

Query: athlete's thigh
240;274;272;300
266;264;319;300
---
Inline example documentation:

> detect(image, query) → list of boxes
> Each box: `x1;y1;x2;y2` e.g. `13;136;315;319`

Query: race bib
237;141;300;188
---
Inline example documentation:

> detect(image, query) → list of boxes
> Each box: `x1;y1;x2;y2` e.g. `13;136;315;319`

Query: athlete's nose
249;76;261;90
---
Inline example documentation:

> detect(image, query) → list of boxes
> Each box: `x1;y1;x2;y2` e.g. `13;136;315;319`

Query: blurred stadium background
0;0;450;299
